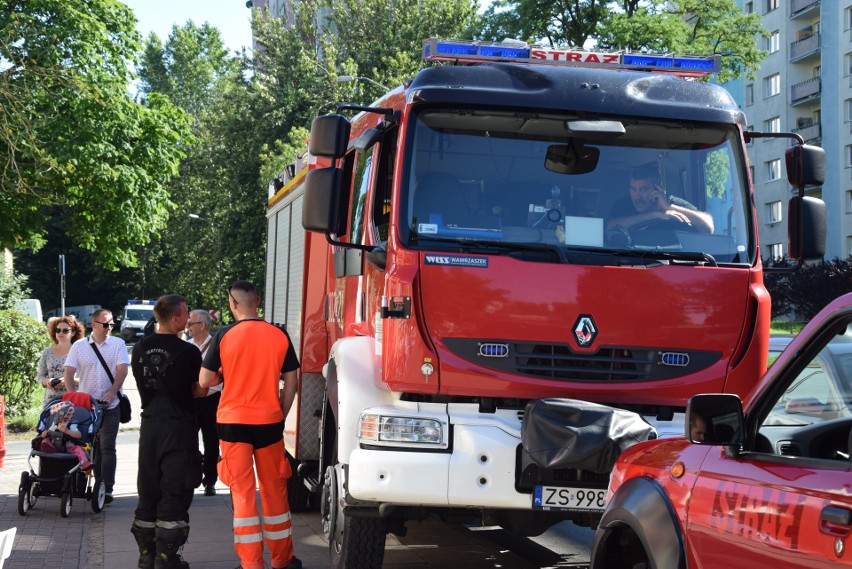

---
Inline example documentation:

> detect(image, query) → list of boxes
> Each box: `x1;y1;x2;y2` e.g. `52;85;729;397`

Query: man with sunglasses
63;308;130;505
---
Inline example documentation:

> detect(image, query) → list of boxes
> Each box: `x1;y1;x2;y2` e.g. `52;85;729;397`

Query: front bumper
348;404;533;509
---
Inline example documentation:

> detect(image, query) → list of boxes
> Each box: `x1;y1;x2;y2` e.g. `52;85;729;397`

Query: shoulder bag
90;341;132;423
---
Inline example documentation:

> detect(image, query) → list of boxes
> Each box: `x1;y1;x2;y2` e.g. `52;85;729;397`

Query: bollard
0;394;5;469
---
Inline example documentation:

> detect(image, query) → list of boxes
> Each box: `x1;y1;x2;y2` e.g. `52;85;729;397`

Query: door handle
821;506;852;526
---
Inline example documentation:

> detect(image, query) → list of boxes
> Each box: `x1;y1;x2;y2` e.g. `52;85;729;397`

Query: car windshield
764;328;852;427
124;309;152;320
400;108;753;265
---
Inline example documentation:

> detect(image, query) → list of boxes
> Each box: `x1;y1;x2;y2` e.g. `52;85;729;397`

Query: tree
0;0;192;269
764;258;852;322
472;0;767;83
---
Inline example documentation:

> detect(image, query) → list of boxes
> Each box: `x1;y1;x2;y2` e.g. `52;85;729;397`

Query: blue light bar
128;299;156;305
422;38;720;75
622;54;673;68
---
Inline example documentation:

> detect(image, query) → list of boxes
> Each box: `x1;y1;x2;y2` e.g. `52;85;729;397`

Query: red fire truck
265;39;826;568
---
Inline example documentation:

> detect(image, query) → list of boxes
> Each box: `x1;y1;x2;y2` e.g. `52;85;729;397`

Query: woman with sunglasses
37;316;84;405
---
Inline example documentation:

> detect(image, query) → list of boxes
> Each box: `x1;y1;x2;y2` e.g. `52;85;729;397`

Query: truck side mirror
309;115;351;158
303;167;344;234
685;394;744;446
785;144;824;187
788;195;826;261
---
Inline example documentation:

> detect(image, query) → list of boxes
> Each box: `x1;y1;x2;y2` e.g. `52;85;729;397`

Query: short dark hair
154;294;187;322
630;162;661;183
229;280;258;296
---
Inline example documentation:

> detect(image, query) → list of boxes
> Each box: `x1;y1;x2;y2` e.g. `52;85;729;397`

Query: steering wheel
629;216;698;233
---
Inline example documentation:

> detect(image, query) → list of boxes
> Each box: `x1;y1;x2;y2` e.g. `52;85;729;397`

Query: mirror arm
325;233;376;252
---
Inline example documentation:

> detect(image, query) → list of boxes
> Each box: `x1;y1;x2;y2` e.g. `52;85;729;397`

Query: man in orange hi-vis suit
199;280;301;569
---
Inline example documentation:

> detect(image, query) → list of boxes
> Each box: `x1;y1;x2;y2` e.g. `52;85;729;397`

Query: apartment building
729;0;852;261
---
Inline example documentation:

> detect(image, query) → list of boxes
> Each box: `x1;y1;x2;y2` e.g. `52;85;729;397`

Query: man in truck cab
606;162;714;234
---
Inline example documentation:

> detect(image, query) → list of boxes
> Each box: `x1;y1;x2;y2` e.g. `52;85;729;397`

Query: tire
17;472;31;516
286;453;314;513
60;491;72;518
91;478;106;513
322;464;386;569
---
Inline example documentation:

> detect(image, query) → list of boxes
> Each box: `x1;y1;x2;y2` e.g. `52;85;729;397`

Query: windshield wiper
413;235;568;263
610;249;718;267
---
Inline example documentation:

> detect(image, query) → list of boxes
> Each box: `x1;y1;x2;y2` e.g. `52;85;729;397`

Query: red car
591;292;852;569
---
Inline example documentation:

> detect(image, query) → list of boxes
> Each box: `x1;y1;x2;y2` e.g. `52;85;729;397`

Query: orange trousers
218;438;293;569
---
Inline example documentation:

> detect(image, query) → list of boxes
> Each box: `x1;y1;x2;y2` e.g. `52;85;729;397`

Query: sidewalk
0;380;535;569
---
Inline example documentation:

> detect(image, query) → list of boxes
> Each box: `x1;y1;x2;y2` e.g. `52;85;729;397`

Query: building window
766;201;783;223
768;243;783;261
847;7;852;30
767;31;780;53
847;145;852;168
765;0;778;13
746;1;753;14
767;159;781;181
764;73;781;98
847;190;852;213
764;116;781;133
845;99;852;123
745;84;754;106
846;53;852;76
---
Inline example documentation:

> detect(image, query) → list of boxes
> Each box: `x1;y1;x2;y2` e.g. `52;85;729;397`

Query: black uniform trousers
135;404;199;523
194;391;221;487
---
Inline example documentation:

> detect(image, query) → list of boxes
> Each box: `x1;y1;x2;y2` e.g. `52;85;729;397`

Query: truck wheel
286;452;314;512
321;464;386;569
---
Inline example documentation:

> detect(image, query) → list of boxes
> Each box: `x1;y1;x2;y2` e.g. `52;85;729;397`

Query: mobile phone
50;378;62;388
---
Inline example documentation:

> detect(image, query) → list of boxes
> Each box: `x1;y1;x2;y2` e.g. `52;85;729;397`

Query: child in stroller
18;391;108;517
34;397;94;470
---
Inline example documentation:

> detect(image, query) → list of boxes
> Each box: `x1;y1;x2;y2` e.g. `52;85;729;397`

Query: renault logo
573;315;597;347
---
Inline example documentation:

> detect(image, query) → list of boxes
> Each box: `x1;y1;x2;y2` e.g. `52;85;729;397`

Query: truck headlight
358;413;444;446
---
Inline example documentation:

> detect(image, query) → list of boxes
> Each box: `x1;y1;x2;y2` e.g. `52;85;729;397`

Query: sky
120;0;254;54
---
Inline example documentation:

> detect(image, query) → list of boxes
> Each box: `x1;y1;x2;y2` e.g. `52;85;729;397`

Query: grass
770;320;805;336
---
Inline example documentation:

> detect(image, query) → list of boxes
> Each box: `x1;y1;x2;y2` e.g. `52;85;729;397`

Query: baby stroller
18;392;109;517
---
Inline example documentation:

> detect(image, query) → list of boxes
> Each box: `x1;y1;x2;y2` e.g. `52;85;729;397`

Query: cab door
685;341;852;568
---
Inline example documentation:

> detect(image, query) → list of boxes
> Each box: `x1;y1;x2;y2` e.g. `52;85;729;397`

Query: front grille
515;343;652;381
443;338;721;382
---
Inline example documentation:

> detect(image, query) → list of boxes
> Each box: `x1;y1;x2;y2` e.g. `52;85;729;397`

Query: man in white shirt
187;309;221;496
63;308;130;504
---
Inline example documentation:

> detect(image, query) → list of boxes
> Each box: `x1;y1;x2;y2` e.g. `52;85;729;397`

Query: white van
119;300;156;342
17;299;43;323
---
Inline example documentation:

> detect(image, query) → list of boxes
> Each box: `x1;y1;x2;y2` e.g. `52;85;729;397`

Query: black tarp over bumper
521;399;656;474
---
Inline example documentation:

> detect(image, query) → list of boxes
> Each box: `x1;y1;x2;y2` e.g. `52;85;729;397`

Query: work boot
154;525;190;569
130;520;156;569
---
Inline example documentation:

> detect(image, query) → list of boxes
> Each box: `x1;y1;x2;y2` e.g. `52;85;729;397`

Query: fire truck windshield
402;108;753;265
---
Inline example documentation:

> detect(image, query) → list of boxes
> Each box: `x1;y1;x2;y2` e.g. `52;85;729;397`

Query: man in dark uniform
130;294;204;569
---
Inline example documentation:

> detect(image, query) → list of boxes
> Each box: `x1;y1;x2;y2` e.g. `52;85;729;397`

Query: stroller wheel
60;477;73;518
91;478;106;513
60;490;73;517
17;472;32;516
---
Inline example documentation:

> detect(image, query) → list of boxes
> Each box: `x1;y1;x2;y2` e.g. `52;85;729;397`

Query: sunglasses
187;322;203;327
94;320;116;329
227;287;239;306
56;328;72;334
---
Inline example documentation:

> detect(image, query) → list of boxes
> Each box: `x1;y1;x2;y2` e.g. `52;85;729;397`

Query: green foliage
764;257;852;321
0;0;192;269
0;267;29;311
0;309;51;417
704;149;730;199
472;0;767;83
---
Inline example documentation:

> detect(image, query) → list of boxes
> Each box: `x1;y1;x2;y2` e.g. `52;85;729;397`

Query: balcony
790;32;820;62
792;122;821;144
791;77;820;105
790;0;819;18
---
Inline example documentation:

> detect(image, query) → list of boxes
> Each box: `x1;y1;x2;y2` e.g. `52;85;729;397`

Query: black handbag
90;341;132;423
